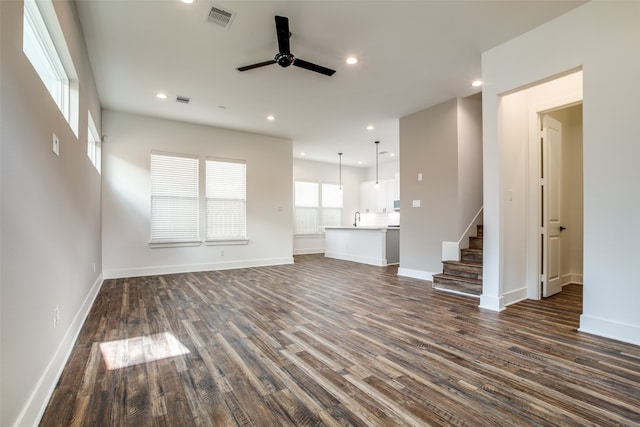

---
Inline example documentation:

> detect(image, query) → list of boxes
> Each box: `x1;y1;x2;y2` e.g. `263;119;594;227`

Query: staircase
432;225;483;297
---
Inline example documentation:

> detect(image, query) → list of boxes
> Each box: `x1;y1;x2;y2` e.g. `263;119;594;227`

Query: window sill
204;239;249;246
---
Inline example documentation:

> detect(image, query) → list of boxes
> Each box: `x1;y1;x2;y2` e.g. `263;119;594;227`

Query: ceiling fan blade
275;15;291;55
293;58;336;76
237;60;276;72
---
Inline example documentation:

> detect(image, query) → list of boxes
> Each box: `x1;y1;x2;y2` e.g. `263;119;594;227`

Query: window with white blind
294;181;343;235
206;159;246;241
321;183;343;228
150;153;199;243
295;181;319;234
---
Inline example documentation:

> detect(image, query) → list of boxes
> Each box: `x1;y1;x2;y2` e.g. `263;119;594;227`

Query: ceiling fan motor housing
275;53;294;68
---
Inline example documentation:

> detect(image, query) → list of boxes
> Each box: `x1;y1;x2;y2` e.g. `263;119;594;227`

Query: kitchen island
324;226;399;266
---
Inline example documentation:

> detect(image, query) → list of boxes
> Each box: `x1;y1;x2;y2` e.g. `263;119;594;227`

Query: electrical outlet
220;250;224;256
54;305;60;328
52;133;60;156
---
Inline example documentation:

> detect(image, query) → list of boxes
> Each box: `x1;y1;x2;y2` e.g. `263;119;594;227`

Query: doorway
519;73;583;300
538;105;583;298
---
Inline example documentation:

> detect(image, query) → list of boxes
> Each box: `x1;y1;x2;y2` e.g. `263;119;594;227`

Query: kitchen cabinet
360;175;399;213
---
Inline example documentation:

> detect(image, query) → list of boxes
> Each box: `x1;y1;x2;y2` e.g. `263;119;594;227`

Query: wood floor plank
40;254;640;426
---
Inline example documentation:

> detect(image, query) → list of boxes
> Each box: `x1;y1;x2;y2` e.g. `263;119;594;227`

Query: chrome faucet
353;211;361;227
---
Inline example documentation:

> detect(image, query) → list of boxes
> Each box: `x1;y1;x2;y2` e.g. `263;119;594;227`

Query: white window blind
321;183;343;228
295;181;319;234
206;159;246;240
150;153;199;242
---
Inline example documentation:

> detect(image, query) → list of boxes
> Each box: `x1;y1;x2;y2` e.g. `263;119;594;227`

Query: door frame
525;94;582;300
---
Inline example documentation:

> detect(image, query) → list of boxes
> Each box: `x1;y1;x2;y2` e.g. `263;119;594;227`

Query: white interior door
541;115;563;297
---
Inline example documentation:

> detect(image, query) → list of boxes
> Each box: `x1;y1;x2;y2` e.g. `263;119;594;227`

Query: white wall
1;1;103;425
482;2;640;345
293;158;365;254
457;93;483;234
102;110;293;278
398;98;459;279
398;97;483;280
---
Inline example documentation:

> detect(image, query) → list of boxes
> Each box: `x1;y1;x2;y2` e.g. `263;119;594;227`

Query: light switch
412;200;421;208
418;173;423;181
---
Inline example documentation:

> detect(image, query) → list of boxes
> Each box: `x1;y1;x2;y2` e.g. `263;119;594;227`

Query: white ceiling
75;0;584;168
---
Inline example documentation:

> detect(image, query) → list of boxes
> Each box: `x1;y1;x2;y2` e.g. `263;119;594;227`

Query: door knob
559;226;566;231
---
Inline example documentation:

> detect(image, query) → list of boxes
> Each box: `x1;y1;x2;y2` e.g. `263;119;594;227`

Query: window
23;0;78;134
321;183;343;227
295;181;319;234
150;153;199;243
206;159;246;241
87;112;101;174
295;181;343;234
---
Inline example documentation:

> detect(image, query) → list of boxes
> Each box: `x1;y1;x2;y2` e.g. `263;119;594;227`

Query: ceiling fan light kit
237;15;336;76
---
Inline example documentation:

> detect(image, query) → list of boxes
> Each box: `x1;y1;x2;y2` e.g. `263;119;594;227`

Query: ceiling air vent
207;6;235;29
176;95;191;104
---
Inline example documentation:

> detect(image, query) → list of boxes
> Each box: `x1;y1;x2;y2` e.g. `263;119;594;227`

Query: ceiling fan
237;15;336;77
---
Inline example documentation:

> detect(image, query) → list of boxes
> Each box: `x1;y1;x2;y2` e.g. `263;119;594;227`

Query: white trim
442;242;460;262
293;248;324;255
441;206;483;261
502;286;528;307
15;274;104;427
579;315;640;346
103;257;294;279
562;273;583;285
204;239;249;246
433;287;481;299
479;293;505;312
397;267;435;281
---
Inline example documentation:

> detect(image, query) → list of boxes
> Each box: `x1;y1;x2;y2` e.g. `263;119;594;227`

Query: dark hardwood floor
41;254;640;426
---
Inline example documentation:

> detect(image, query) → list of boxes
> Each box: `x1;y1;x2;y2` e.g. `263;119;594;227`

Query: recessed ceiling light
267;115;275;121
358;161;362;165
300;152;306;156
180;0;194;3
390;153;395;157
366;125;374;130
156;92;167;99
472;80;483;87
346;56;358;65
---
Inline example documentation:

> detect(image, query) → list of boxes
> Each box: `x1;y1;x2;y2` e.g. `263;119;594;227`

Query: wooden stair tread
433;273;482;286
442;260;482;267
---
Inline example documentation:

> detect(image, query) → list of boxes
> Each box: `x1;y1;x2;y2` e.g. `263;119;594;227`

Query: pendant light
338;152;343;190
375;141;380;189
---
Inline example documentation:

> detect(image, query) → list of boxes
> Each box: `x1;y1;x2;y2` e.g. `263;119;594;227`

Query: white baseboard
479;293;506;312
15;274;104;427
579;314;640;346
104;257;295;279
397;267;435;281
293;248;324;255
562;273;583;285
503;287;528;307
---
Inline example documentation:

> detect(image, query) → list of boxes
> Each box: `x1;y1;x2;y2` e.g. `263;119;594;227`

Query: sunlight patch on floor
99;332;190;370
